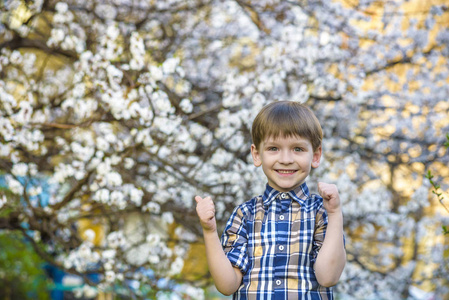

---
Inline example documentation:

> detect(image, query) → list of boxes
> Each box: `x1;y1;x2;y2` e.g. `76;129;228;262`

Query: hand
317;182;341;215
195;195;217;232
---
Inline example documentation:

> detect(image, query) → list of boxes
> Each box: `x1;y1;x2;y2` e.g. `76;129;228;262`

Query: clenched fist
195;196;217;232
317;182;341;215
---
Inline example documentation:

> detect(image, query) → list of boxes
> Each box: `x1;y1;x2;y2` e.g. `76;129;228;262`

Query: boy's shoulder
300;192;326;214
229;194;264;219
309;192;324;205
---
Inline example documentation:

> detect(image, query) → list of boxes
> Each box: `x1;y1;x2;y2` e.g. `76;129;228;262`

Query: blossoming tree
1;0;448;298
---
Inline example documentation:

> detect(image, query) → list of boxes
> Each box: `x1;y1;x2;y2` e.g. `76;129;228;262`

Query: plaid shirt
221;182;332;300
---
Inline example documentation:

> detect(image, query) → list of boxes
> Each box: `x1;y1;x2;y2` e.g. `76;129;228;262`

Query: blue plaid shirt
221;182;332;300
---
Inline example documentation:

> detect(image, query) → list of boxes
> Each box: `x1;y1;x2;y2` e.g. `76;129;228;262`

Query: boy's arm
195;196;242;296
314;182;346;287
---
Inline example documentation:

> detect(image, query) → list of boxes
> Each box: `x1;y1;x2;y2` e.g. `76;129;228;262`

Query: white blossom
105;270;116;282
148;255;160;264
129;187;143;206
55;2;68;13
169;257;184;276
130;32;145;70
94;189;110;203
179;98;193;113
161;212;174;224
107;231;126;249
162;57;180;75
11;162;28;177
5;176;24;195
83;229;96;242
143;202;160;214
0;195;7;209
101;249;116;260
82;285;97;298
149;65;163;81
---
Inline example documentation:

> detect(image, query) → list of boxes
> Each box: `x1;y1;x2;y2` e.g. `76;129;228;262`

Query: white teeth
278;170;294;174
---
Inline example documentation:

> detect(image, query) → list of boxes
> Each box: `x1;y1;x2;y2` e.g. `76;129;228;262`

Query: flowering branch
425;133;449;235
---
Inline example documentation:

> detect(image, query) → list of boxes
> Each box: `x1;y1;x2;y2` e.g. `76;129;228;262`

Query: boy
195;101;346;299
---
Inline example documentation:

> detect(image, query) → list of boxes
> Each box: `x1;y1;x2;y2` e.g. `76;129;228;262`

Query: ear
251;144;262;167
311;146;322;169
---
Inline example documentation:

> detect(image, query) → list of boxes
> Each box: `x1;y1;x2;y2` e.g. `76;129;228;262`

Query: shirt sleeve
312;199;346;265
221;205;249;274
311;203;328;265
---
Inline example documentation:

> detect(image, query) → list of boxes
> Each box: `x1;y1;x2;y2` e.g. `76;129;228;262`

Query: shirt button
281;193;287;199
279;245;284;251
276;280;282;286
279;215;285;220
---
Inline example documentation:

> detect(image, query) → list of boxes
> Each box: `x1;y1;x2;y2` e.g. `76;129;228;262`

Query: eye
267;147;278;151
294;147;304;152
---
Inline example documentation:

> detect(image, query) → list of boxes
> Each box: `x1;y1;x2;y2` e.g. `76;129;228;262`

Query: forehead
263;134;312;145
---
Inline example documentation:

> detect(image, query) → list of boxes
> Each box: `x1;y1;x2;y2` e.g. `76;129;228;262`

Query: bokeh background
0;0;448;299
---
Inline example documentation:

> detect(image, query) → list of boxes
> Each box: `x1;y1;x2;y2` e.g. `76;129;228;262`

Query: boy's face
251;135;321;192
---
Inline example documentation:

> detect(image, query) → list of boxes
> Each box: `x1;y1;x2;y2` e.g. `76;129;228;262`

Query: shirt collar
262;182;310;208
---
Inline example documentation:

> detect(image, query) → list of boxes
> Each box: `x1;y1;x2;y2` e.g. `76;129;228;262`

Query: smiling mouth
276;170;297;174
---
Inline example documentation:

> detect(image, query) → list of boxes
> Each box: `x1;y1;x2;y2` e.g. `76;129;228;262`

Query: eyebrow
264;139;310;147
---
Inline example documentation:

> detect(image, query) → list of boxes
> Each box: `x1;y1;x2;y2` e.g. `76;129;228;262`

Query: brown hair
251;101;323;150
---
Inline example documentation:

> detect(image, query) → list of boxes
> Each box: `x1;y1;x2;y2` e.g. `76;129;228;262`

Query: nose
279;150;294;164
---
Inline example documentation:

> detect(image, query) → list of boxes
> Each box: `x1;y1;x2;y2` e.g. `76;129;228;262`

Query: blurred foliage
0;230;51;300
